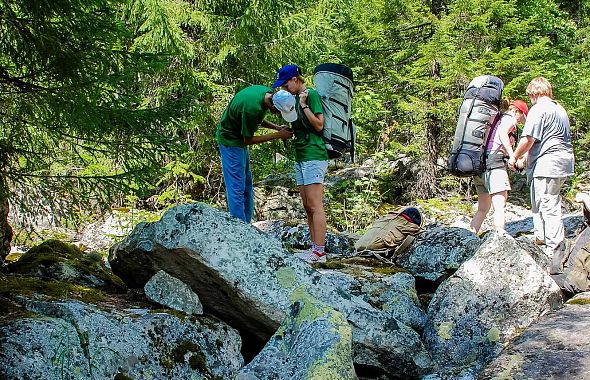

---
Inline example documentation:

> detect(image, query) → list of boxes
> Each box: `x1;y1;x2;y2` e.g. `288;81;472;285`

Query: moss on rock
0;274;107;322
566;297;590;305
7;239;125;293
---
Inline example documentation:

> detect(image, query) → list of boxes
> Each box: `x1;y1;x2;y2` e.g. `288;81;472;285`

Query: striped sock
313;244;325;255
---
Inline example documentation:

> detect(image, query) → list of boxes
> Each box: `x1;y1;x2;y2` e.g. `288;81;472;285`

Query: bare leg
470;192;491;234
490;190;508;232
298;186;314;242
299;183;326;246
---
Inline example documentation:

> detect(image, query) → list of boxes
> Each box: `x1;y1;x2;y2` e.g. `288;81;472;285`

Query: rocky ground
2;199;588;379
2;158;589;380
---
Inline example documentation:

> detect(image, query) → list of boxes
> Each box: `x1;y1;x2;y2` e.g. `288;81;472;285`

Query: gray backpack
313;63;355;161
448;75;504;177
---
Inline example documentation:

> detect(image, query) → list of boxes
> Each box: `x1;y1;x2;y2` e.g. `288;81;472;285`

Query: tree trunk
414;59;442;198
415;116;442;198
0;175;12;262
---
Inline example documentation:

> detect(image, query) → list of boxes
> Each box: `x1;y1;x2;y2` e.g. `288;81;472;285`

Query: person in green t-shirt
216;85;294;223
272;64;329;263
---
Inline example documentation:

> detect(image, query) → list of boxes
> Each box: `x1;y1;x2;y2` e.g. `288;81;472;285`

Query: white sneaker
296;249;327;263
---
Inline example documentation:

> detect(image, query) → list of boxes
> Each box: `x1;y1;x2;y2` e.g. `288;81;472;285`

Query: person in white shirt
508;77;575;274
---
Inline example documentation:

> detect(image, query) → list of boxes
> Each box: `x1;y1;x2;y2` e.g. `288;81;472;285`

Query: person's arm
241;110;292;145
497;119;515;157
244;128;292;145
507;135;535;169
512;136;535;160
261;119;286;131
299;90;324;132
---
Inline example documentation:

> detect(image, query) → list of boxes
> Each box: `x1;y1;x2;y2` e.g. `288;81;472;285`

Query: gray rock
478;302;590;379
254;220;358;257
237;289;357;380
144;270;203;315
347;272;427;332
423;232;563;377
515;236;550;268
110;202;433;378
0;318;91;379
379;273;427;331
396;227;481;282
0;299;243;380
254;186;306;222
567;291;590;304
506;214;584;239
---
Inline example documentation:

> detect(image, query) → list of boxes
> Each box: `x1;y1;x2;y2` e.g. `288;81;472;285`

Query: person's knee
306;202;324;215
477;203;491;213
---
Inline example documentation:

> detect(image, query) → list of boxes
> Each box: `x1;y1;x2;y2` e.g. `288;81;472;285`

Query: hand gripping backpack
448;75;504;177
354;206;424;261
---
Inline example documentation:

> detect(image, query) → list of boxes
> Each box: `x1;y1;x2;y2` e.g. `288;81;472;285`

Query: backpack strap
393;234;416;257
296;102;322;140
356;249;397;265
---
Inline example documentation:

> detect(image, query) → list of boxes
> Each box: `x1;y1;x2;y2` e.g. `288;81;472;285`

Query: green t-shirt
215;85;272;147
292;87;328;162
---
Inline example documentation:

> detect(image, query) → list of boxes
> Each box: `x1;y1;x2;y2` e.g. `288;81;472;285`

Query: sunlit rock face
254;219;358;257
237;290;357;380
396;226;482;282
478;299;590;380
110;202;434;378
0;299;243;380
423;232;562;377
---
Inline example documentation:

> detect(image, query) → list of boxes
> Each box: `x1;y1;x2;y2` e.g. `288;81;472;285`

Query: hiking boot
296;249;327;264
534;238;546;246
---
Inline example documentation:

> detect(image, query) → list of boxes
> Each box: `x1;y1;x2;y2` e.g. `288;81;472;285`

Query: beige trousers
530;177;567;253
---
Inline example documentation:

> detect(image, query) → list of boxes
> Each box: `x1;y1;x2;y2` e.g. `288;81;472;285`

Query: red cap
511;99;529;117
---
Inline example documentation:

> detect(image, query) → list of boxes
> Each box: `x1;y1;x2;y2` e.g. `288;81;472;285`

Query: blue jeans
218;144;254;222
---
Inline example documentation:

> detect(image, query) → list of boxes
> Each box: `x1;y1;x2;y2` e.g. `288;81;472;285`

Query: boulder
237;288;356;380
7;239;125;293
567;291;590;304
0;299;243;380
423;232;563;377
254;220;358;257
254;186;306;222
144;270;203;315
110;203;433;378
396;227;481;282
378;272;427;331
79;210;140;253
309;269;426;331
479;300;590;379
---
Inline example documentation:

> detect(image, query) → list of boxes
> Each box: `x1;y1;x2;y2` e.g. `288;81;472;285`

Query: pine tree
0;0;190;260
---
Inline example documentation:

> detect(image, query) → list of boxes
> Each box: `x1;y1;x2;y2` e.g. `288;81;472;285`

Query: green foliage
325;152;415;232
0;0;191;249
154;159;205;208
2;0;590;242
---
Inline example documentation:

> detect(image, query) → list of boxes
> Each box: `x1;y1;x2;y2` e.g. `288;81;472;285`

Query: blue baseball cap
272;64;301;88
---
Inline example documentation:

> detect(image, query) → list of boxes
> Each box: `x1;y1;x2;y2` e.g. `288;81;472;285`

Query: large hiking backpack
448;75;504;177
553;203;590;294
313;63;355;161
354;206;424;260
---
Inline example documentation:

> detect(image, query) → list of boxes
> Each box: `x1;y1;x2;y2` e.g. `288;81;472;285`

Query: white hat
272;90;297;123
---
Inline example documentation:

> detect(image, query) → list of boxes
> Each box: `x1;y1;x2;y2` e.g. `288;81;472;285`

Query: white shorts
475;168;511;194
294;160;328;186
